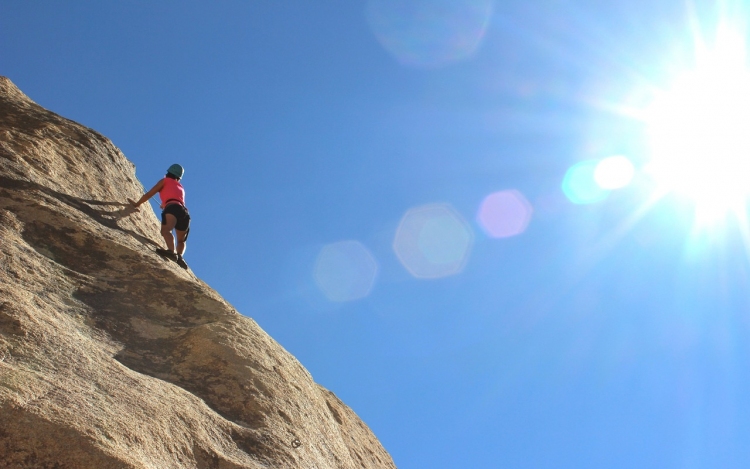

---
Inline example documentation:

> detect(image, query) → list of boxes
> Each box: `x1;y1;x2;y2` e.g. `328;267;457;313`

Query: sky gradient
4;1;750;468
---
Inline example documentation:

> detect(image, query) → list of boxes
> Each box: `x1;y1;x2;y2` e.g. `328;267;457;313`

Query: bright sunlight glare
645;23;750;223
594;155;635;190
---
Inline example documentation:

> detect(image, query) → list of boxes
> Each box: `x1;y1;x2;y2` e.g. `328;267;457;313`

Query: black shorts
162;203;191;234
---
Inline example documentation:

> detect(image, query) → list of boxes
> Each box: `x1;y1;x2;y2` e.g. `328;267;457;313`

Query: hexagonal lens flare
477;190;534;238
393;203;474;279
366;0;494;68
562;160;610;204
594;155;635;190
313;241;379;302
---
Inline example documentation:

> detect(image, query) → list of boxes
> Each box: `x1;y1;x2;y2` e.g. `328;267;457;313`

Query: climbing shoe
155;248;178;261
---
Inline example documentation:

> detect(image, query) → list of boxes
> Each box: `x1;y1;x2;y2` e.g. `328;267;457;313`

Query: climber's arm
130;179;165;209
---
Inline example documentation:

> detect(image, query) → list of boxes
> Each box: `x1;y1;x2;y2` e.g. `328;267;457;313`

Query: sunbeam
643;19;750;227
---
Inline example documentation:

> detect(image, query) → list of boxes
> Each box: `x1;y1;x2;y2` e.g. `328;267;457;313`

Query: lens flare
393;203;474;278
562;160;610;204
313;241;379;302
477;190;534;238
366;0;494;68
594;155;635;190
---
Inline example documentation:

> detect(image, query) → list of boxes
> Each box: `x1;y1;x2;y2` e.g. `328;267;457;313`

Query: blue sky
4;1;750;468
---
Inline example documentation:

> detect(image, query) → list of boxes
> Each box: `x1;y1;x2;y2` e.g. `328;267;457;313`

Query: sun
644;23;750;224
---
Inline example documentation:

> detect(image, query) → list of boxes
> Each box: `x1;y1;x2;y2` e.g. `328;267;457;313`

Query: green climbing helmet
167;164;184;179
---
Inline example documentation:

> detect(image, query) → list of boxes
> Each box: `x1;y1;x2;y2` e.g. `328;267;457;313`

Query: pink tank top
159;177;185;208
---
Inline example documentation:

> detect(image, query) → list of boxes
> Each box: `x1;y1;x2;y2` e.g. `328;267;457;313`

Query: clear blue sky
4;1;750;468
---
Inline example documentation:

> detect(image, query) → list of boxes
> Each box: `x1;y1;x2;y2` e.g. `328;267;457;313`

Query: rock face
0;77;396;469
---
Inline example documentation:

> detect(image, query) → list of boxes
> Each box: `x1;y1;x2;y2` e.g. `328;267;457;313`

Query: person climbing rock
130;164;191;269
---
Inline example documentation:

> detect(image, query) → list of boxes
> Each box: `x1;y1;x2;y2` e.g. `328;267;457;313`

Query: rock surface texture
0;77;396;469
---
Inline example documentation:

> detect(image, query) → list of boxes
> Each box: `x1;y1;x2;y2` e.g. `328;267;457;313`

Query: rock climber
130;164;190;269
